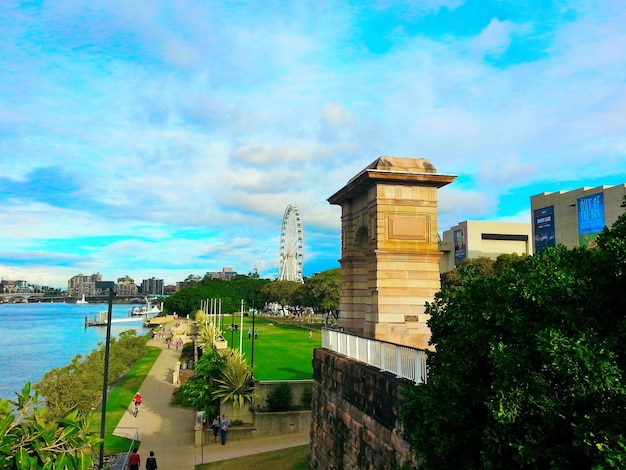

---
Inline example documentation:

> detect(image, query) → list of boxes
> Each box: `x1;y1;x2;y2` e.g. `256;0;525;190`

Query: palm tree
197;323;217;351
213;349;258;409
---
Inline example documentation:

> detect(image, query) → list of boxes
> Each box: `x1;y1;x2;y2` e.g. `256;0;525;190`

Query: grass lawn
95;316;321;455
91;345;162;454
196;444;308;470
219;316;321;380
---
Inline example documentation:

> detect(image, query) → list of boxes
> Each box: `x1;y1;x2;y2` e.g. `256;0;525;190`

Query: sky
1;0;625;289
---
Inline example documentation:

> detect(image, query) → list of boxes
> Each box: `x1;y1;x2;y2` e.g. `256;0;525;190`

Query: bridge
0;293;45;302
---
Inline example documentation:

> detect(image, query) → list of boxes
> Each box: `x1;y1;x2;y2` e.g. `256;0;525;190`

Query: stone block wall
309;348;418;470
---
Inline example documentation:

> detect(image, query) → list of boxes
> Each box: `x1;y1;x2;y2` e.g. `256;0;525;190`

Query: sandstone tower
327;156;455;349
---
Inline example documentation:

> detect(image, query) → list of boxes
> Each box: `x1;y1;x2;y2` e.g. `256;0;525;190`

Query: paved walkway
113;322;311;469
114;331;196;469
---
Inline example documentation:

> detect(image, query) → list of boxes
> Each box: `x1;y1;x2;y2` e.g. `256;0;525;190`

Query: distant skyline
1;1;625;288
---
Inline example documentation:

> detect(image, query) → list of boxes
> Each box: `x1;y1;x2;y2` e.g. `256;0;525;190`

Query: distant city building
439;221;532;272
205;268;237;281
115;275;139;297
141;277;164;296
164;284;177;295
0;280;32;294
531;184;626;253
67;273;102;297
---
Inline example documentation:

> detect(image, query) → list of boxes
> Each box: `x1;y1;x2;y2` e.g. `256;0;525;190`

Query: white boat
129;297;163;317
76;294;88;305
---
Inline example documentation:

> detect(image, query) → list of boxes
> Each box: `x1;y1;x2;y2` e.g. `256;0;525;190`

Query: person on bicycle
132;392;142;417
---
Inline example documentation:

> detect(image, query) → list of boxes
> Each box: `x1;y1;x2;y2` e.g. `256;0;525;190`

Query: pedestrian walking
220;414;229;445
247;328;252;339
146;450;158;470
211;416;220;442
128;448;140;470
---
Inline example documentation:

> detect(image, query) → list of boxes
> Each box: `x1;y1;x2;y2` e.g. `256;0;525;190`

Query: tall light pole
95;281;114;469
251;300;255;368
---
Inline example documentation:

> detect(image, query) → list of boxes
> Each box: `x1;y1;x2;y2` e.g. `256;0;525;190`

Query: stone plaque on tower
328;156;456;349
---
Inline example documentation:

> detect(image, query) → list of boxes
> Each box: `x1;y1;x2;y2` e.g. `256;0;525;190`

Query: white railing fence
321;328;428;384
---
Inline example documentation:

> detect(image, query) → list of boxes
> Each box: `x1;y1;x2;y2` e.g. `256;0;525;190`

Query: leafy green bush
266;383;294;411
401;200;626;469
301;386;312;408
34;330;147;421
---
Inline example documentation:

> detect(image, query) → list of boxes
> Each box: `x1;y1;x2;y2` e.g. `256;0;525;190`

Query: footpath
113;322;310;469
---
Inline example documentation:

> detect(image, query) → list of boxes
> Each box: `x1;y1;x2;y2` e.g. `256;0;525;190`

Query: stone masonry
327;156;455;349
308;348;418;470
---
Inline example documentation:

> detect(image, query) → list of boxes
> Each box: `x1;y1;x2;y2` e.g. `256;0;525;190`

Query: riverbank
0;303;151;400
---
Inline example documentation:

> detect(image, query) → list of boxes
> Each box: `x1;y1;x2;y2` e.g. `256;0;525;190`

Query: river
0;302;149;401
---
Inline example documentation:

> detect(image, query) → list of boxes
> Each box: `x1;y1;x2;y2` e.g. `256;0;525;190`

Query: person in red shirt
134;392;142;406
128;448;140;470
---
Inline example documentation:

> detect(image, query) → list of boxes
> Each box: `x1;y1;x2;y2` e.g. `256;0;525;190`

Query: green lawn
219;316;321;380
92;345;162;454
98;316;321;455
196;444;308;470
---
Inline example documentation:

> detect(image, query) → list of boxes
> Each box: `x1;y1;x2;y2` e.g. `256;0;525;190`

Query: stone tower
327;156;455;349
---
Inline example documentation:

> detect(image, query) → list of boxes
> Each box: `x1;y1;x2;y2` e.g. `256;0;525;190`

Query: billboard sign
577;193;605;247
453;227;466;264
533;206;555;252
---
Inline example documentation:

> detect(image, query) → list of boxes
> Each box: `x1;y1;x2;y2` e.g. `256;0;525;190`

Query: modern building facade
205;268;237;281
439;220;532;272
115;275;139;297
67;273;102;297
141;277;164;296
531;184;626;252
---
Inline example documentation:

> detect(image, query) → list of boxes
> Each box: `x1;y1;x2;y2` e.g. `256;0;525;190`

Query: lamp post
231;305;234;347
95;281;115;469
251;300;255;368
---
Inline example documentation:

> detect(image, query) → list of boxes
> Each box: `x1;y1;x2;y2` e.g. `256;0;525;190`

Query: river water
0;302;148;401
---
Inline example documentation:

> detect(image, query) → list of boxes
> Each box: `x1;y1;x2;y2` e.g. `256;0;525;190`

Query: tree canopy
401;200;626;469
164;270;341;318
163;275;271;318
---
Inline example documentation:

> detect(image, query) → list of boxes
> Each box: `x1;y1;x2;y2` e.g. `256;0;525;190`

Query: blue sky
1;0;625;288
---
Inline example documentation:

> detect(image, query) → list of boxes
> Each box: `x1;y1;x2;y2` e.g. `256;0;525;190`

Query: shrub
301;386;312;408
266;383;294;411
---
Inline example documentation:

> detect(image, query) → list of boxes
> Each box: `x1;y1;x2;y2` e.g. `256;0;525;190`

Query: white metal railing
321;328;428;384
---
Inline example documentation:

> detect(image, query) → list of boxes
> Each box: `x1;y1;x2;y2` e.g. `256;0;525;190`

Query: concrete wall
309;348;417;470
254;380;313;409
440;220;532;272
196;410;311;445
253;410;311;436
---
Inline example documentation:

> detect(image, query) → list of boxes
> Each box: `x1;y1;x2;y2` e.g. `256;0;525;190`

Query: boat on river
76;294;88;305
128;297;163;317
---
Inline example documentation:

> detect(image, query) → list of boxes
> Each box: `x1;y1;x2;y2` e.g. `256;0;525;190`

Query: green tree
261;280;304;307
0;383;101;469
35;330;146;421
178;349;226;418
301;268;341;314
164;275;270;317
401;207;626;469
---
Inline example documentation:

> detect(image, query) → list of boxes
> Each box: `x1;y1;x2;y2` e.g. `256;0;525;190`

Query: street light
95;281;115;469
251;300;255;368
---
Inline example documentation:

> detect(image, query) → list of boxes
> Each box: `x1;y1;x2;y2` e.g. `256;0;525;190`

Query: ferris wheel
278;204;304;283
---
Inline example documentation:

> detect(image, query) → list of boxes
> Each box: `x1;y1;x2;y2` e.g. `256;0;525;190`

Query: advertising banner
533;206;555;252
577;193;605;247
453;227;466;265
